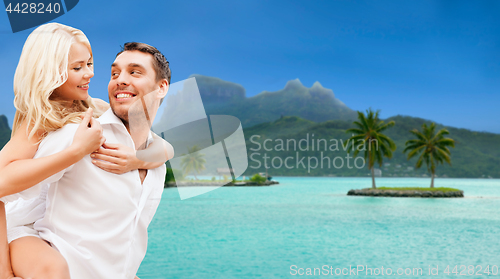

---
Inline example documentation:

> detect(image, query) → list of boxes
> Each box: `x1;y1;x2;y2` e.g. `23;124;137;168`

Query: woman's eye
73;67;82;71
87;62;93;67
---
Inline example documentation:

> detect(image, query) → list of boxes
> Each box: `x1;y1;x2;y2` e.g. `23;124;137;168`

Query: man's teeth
116;93;133;99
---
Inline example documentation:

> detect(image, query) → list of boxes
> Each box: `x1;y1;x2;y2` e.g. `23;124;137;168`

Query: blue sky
0;0;499;133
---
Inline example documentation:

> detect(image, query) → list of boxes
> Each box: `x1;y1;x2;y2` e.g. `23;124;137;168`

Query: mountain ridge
0;115;11;148
198;75;358;127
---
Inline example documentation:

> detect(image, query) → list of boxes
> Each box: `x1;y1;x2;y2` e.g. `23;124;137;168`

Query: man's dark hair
117;42;171;84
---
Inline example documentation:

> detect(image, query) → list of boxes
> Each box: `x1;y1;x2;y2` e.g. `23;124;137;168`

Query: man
31;42;171;278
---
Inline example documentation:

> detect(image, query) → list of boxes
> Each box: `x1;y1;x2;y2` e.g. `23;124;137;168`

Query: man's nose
115;73;129;86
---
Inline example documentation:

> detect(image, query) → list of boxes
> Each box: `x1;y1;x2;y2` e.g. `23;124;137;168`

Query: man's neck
124;120;149;183
123;122;150;151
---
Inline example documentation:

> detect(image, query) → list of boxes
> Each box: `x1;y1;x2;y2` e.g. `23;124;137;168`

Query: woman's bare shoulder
0;119;42;167
13;119;44;144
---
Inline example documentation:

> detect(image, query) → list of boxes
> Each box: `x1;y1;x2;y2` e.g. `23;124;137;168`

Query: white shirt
32;109;165;279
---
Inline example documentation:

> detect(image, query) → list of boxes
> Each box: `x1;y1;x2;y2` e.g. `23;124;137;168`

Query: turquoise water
137;177;500;278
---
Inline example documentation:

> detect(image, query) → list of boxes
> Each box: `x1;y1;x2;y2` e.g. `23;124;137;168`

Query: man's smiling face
108;50;160;126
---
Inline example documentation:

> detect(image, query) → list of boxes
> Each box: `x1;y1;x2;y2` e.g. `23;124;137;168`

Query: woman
0;23;165;279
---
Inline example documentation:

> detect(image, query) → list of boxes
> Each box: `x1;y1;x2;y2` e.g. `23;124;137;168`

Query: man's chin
110;106;129;123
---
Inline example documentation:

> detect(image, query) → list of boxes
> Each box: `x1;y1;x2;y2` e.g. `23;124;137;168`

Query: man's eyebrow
128;63;145;69
110;63;145;69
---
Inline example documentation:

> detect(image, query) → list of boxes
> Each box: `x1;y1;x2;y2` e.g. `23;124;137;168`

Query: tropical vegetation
403;123;455;188
180;145;206;180
165;167;184;183
377;187;461;193
344;109;396;188
250;173;267;184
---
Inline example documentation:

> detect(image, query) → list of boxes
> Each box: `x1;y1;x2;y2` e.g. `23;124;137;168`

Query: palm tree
404;123;455;188
345;109;396;189
180;145;206;180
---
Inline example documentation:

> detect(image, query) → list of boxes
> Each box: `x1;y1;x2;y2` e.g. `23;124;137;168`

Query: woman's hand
0;273;22;279
90;143;141;174
71;108;105;157
0;272;22;279
91;139;169;174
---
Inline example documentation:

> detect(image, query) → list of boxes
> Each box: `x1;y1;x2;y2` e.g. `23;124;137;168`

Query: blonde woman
0;23;163;279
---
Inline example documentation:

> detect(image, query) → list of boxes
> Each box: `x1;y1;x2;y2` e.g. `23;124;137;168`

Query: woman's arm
0;109;104;198
89;97;174;173
0;109;101;279
91;133;174;174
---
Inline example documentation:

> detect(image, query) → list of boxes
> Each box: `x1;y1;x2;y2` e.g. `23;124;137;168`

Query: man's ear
157;79;169;99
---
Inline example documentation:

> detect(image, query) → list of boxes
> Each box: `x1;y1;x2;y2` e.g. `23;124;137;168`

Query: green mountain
1;75;497;179
197;75;358;127
0;115;10;148
0;113;497;178
242;115;500;179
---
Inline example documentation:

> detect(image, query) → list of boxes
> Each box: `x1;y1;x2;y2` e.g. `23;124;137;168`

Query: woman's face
52;43;94;102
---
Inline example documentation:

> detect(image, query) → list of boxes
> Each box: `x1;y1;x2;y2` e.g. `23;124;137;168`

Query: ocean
137;177;500;278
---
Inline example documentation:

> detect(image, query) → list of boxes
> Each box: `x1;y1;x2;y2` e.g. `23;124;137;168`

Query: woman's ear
157;79;169;99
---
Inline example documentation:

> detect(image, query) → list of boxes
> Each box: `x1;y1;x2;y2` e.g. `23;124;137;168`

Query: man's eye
131;70;140;75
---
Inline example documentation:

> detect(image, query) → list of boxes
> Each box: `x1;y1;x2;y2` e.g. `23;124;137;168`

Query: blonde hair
12;22;100;140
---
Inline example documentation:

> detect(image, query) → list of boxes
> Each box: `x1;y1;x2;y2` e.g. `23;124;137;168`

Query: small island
347;187;464;198
342;111;464;198
165;172;279;188
165;180;279;187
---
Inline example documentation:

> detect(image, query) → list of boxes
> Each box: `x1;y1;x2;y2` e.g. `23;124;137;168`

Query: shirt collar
98;108;154;147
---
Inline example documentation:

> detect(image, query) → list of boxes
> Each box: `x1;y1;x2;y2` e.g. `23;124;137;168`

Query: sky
0;0;499;133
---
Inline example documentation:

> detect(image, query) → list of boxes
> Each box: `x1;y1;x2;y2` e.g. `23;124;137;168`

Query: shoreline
241;176;499;179
165;180;279;188
347;188;464;198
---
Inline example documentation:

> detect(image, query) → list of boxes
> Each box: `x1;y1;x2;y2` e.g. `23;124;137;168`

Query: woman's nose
84;69;94;79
